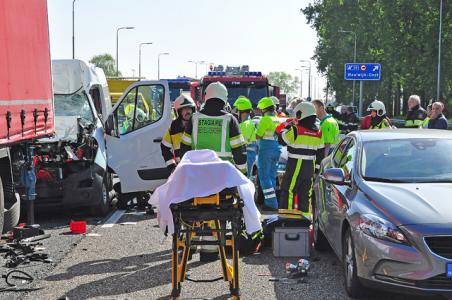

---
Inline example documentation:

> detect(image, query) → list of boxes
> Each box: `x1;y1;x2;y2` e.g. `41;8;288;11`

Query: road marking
101;210;125;228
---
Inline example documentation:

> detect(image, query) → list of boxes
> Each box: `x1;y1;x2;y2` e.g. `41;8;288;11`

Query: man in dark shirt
405;95;427;128
427;102;448;130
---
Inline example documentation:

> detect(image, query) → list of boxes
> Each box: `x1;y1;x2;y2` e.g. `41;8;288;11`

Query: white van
30;60;112;215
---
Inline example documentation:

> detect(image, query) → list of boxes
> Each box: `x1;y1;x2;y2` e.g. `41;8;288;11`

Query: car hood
363;182;452;226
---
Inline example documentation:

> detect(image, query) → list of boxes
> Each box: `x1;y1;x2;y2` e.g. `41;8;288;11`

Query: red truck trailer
0;0;54;231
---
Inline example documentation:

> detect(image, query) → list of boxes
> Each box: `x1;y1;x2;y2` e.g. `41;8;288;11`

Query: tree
89;53;121;77
267;72;300;95
302;0;451;116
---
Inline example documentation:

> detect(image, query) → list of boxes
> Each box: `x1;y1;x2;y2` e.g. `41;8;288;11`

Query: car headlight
359;214;409;245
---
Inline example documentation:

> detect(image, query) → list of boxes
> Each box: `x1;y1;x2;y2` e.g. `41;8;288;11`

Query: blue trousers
257;140;280;208
247;150;257;178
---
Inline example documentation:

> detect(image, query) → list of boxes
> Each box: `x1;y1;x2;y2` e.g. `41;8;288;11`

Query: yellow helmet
257;97;275;110
233;96;253;111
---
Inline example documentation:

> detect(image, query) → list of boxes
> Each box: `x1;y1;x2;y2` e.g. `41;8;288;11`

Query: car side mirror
321;168;349;185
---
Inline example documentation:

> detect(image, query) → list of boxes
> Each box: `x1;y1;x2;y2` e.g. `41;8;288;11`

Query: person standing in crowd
233;96;257;178
312;100;340;157
161;94;196;173
326;102;340;119
255;97;281;210
180;82;247;262
405;95;427;128
337;105;348;134
344;106;360;133
276;102;323;215
181;82;247;173
367;100;392;129
427;102;448;130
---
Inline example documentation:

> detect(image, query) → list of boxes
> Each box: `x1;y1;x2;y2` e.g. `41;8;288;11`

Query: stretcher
169;188;243;300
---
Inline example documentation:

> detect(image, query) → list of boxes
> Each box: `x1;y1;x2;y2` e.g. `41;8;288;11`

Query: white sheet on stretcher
149;149;262;235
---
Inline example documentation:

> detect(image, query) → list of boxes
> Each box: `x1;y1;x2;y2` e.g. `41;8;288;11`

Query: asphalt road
0;205;447;300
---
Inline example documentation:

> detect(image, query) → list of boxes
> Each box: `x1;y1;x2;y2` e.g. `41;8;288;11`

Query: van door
105;81;172;193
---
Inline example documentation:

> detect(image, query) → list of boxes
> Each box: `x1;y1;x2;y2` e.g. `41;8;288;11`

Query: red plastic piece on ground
70;221;87;234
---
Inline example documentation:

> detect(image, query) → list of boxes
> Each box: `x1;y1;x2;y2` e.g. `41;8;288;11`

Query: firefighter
326;102;340;119
233;96;257;178
367;100;391;129
405;95;427;128
180;82;247;262
160;94;195;173
180;82;247;173
276;102;323;215
312;100;340;158
256;97;281;210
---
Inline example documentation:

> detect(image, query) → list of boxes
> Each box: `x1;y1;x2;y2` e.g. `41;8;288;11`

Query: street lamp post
116;26;135;76
437;0;443;101
300;60;312;100
295;67;309;98
188;60;206;79
338;29;357;105
72;0;76;59
158;53;169;80
138;42;153;79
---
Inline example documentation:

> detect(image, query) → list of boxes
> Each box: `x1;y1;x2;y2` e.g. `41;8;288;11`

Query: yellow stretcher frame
169;190;243;300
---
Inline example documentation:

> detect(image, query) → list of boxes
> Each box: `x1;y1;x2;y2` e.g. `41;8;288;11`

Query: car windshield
225;86;268;107
361;139;452;183
54;91;94;124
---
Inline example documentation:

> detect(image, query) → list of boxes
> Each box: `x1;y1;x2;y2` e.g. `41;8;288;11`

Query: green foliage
89;53;121;77
301;0;451;116
267;72;300;95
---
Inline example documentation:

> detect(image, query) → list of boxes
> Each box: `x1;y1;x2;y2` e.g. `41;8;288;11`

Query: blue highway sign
344;63;381;81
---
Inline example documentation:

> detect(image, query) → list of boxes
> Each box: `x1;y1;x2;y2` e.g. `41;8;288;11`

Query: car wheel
313;213;330;251
91;177;111;217
343;228;365;298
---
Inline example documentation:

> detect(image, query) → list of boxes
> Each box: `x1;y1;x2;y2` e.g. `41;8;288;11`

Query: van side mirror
105;114;115;136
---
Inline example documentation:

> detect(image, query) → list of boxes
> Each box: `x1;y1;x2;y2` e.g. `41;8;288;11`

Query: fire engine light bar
207;71;262;76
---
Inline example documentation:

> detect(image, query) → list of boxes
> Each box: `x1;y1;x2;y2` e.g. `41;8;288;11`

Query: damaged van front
26;60;112;216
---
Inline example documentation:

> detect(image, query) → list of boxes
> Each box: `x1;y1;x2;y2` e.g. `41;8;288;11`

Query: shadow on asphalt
43;250;207;299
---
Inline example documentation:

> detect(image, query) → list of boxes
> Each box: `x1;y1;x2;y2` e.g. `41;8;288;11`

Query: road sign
344;63;381;81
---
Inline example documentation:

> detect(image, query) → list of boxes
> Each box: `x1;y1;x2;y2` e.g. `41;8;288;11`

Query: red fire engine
190;65;280;108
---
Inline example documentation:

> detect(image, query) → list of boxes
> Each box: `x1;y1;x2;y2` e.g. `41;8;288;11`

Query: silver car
313;129;452;298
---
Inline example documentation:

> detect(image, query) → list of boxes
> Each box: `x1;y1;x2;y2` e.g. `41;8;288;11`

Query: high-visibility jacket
181;108;247;174
161;118;185;167
278;124;323;213
320;115;340;146
369;118;389;129
422;117;430;128
256;114;281;141
240;119;257;152
405;106;427;128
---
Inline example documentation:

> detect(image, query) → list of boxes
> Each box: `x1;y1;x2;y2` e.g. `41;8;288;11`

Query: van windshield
54;90;94;124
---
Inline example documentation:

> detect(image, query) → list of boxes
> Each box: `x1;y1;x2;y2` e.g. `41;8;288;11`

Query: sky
47;0;326;98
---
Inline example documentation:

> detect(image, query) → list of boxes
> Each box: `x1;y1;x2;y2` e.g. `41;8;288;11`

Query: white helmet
293;102;316;120
174;94;195;111
367;100;386;116
270;96;280;105
204;82;228;104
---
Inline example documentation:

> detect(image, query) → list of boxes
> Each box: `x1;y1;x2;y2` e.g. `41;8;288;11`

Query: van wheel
0;178;5;234
91;177;110;217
